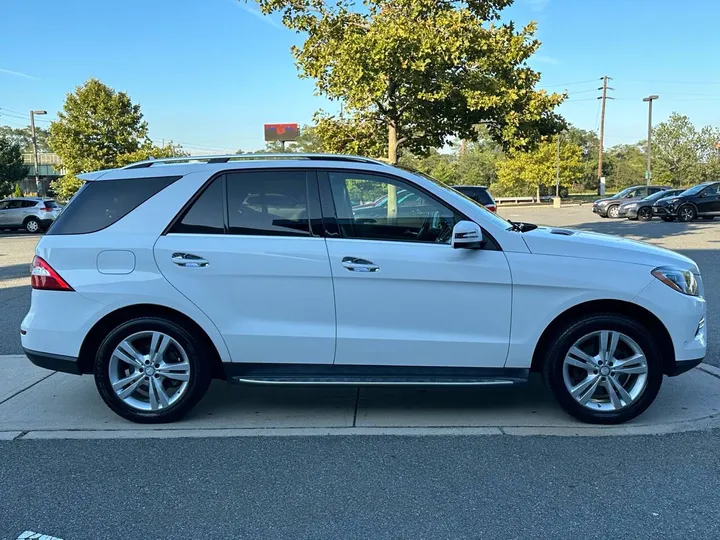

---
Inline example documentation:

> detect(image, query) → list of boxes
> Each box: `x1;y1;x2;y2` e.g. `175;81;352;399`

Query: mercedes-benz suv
21;155;707;425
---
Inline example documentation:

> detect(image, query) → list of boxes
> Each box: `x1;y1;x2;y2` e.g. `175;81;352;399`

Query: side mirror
451;220;484;249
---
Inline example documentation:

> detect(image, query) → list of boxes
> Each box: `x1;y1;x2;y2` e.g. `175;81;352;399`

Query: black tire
637;207;653;221
677;204;696;222
94;317;212;423
606;205;620;218
24;218;41;233
661;216;675;222
542;313;663;424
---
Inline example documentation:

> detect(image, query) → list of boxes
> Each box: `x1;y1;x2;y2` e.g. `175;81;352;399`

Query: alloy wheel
108;331;191;411
638;207;652;221
608;205;619;218
26;220;39;233
562;330;648;411
679;206;695;222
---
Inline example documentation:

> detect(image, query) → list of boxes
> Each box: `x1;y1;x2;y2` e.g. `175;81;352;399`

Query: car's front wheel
678;204;696;222
543;314;663;424
94;317;212;423
607;205;620;218
638;207;653;221
24;218;41;233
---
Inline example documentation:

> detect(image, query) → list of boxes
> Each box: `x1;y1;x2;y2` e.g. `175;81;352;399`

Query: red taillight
30;256;74;291
486;204;497;213
40;207;50;212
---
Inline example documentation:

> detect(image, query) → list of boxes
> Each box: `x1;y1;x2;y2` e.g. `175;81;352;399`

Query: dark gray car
592;185;671;218
0;197;61;233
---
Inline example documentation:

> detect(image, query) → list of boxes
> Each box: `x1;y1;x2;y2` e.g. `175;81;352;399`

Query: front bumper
23;348;81;375
667;357;704;377
592;205;608;217
619;206;638;218
652;205;675;217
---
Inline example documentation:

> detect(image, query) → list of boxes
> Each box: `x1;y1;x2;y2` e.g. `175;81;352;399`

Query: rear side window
47;176;181;235
22;201;39;208
44;200;59;208
226;171;310;236
171;176;224;234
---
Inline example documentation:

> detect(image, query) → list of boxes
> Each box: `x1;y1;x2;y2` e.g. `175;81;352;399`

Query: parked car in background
593;185;671;218
21;154;706;427
652;182;720;222
0;197;61;233
452;185;497;212
619;189;684;221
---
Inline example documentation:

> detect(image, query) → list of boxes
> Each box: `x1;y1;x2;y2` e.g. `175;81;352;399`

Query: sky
1;0;718;154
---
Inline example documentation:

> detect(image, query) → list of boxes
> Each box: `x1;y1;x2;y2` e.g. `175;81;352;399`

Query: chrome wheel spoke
613;353;647;374
604;378;622;409
115;340;144;368
567;347;597;369
115;373;145;399
151;377;170;408
149;332;171;364
158;362;190;381
571;375;601;403
609;376;634;406
147;377;159;410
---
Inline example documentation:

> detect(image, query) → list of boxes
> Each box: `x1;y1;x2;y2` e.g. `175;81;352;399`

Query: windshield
679;183;711;196
642;190;670;202
611;187;635;199
407;169;511;229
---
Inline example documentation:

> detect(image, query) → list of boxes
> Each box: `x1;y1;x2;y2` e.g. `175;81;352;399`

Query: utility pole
30;110;47;196
597;76;613;189
643;95;659;185
555;133;561;197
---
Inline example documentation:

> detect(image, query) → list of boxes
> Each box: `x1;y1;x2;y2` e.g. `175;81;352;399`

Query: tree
311;112;388;157
114;142;186;166
13;183;23;197
49;79;149;175
564;126;603;191
0;136;28;197
0;125;51;154
248;0;566;164
649;112;720;186
494;137;583;198
604;144;650;191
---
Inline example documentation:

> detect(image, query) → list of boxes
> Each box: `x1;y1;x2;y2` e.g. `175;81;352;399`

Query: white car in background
21;154;706;424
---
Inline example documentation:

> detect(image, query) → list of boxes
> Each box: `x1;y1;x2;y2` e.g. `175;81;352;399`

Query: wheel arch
77;303;225;379
530;299;675;375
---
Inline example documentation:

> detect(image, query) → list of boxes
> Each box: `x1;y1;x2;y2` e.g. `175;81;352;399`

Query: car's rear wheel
24;218;41;233
542;314;663;424
661;216;675;222
678;204;696;222
94;317;212;423
607;205;620;218
638;207;653;221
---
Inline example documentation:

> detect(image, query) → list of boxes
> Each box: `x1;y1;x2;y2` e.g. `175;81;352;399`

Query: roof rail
122;153;391;170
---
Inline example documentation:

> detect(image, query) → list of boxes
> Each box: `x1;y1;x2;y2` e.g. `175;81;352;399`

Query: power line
540;78;599;89
620;79;720;85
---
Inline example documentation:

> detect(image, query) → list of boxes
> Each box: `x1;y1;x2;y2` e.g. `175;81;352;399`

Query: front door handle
172;253;209;267
342;256;379;272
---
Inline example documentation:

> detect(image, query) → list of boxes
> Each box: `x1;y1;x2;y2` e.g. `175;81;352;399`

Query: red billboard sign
264;123;299;142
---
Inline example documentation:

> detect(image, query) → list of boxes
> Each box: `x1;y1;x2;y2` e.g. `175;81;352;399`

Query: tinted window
5;200;23;209
330;172;458;244
455;187;493;205
226;171;310;236
44;200;58;208
171;177;224;234
702;184;720;196
48;176;180;235
22;200;39;208
0;201;8;210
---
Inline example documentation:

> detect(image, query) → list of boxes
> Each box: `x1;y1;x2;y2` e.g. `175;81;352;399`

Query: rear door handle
342;257;379;272
172;253;209;267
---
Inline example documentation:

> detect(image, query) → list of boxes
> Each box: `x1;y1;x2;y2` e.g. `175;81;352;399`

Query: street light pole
30;110;47;196
555;133;561;198
642;95;658;185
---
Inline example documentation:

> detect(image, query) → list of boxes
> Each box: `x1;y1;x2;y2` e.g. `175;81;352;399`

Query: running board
223;364;528;387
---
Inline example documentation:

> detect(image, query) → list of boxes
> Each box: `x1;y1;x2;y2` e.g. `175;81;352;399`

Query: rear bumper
23;348;81;375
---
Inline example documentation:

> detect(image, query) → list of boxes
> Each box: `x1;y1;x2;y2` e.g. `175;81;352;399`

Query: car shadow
0;263;30;283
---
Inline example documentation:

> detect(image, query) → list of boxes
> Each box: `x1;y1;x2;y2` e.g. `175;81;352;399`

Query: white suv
21;155;707;424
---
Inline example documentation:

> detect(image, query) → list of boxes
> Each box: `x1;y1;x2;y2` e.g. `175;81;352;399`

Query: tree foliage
494;137;583;197
0;136;29;197
49;79;149;175
0;125;51;154
247;0;566;162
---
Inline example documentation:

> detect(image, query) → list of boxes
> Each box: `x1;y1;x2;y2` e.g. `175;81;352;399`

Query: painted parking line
17;531;64;540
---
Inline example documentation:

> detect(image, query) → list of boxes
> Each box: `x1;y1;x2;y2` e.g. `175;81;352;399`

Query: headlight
665;198;679;207
652;266;699;296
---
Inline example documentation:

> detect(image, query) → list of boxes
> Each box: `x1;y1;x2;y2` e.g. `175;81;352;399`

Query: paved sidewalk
2;354;720;440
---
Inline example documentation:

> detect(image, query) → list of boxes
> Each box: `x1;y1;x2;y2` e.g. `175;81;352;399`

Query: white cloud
235;2;284;29
0;68;39;80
